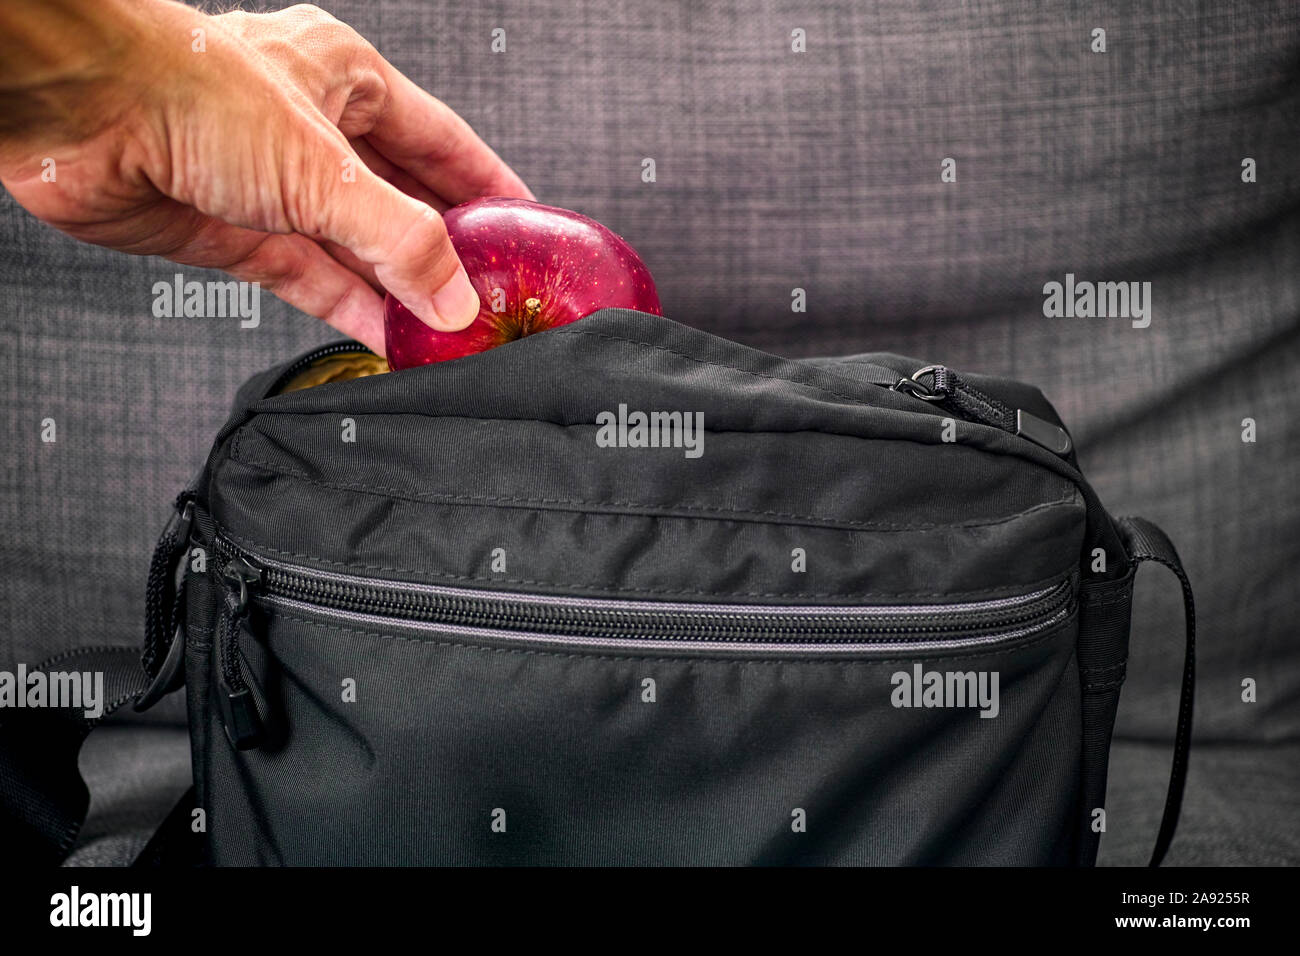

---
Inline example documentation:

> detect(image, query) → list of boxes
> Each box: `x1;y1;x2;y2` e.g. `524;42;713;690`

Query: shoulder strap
0;498;193;865
0;647;152;863
1117;515;1196;867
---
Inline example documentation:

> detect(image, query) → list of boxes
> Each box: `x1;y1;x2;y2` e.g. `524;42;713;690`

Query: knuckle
391;205;456;274
288;3;365;46
277;128;338;238
213;10;249;30
285;4;332;23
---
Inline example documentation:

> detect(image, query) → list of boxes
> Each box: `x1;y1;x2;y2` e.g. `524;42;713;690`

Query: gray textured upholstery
2;0;1295;864
1099;741;1300;866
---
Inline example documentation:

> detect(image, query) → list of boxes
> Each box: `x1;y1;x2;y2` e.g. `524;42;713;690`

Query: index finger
365;58;536;205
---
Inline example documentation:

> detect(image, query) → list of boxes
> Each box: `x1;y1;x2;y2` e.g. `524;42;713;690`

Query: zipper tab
894;366;1073;458
223;556;263;612
218;679;264;751
1014;409;1073;457
218;556;265;750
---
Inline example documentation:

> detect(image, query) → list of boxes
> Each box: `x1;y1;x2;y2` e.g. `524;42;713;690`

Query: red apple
384;198;662;369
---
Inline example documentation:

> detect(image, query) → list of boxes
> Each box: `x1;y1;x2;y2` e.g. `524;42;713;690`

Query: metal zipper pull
224;556;263;611
893;365;1073;457
218;557;265;750
1013;409;1073;456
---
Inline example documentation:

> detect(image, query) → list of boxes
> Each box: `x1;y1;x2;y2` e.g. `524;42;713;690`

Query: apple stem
522;296;543;332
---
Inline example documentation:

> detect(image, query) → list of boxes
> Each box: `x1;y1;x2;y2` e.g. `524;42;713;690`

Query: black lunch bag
5;309;1194;866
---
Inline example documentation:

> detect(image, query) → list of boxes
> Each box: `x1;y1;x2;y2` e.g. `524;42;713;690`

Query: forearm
0;0;194;143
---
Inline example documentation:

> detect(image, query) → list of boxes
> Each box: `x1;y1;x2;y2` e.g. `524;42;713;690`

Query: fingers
316;137;446;294
307;155;480;330
320;238;382;293
362;61;535;205
159;210;390;353
222;229;389;354
349;136;447;212
235;5;535;206
179;4;521;332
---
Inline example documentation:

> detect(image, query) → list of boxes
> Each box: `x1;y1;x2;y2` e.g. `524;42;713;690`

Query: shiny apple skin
384;198;662;369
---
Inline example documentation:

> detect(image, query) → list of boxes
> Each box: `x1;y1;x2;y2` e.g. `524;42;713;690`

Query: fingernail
426;267;480;330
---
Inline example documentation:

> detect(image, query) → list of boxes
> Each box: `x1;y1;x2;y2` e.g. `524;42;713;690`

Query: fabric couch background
2;0;1296;864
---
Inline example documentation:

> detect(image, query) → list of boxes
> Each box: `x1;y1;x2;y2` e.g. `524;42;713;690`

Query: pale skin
0;0;535;355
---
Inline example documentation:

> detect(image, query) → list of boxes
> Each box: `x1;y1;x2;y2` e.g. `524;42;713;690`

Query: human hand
0;0;534;354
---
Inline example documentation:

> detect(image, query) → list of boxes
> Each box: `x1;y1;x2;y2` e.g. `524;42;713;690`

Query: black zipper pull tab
218;557;265;750
223;556;263;613
894;365;1073;457
1012;408;1073;457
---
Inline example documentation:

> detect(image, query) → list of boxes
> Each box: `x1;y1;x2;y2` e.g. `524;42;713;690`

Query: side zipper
216;556;265;750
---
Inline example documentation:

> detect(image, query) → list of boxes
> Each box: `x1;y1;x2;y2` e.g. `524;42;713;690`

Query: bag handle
1117;515;1196;867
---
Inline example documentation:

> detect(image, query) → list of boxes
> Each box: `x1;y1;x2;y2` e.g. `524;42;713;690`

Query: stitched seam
956;391;999;422
33;645;141;671
1080;580;1136;606
1082;680;1125;693
1081;661;1127;676
1081;592;1134;609
227;449;1082;534
824;359;894;368
264;605;1076;667
1082;660;1127;690
218;526;1076;601
187;622;215;651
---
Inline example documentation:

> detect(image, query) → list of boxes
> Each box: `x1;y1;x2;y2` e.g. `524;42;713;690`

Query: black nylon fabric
215;425;1084;602
194;601;1082;866
0;647;150;864
1074;566;1138;865
179;309;1139;865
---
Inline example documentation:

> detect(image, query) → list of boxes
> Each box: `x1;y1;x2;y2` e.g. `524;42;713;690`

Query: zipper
892;365;1073;457
216;555;266;750
269;345;1070;458
211;537;1073;749
270;344;1073;469
267;341;376;396
213;537;1072;655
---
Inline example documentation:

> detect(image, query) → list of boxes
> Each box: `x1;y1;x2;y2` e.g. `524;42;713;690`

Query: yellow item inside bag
278;351;390;393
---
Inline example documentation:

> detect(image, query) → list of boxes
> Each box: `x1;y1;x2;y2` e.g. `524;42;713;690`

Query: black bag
3;310;1195;866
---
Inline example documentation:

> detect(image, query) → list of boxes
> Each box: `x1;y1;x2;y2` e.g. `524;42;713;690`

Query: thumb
314;163;480;331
